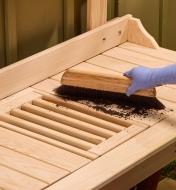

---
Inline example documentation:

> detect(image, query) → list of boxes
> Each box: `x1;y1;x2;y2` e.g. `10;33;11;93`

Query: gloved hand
124;64;176;96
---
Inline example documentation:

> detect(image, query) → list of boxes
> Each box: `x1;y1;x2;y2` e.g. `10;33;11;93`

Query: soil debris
55;86;172;119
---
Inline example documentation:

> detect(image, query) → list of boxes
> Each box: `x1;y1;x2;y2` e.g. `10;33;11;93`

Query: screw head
118;30;122;36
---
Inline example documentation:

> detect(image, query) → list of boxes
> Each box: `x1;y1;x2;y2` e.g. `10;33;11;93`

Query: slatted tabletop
0;42;176;190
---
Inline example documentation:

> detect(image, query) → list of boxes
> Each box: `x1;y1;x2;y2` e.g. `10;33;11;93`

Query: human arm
124;64;176;96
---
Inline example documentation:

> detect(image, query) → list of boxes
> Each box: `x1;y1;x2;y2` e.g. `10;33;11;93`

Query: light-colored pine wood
0;164;46;190
87;54;136;74
89;124;149;156
0;146;69;184
99;142;175;190
0;127;90;171
32;98;127;132
157;86;176;103
51;71;64;81
45;113;176;190
0;88;41;114
61;69;156;97
103;47;172;68
0;121;98;160
120;42;176;62
0;15;131;100
21;103;115;138
0;113;94;150
128;18;159;49
87;0;107;30
12;106;106;144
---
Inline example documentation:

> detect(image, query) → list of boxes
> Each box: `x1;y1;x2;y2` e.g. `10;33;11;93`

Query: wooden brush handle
61;69;156;97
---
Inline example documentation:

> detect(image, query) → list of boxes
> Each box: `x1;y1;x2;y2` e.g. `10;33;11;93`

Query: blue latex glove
124;64;176;96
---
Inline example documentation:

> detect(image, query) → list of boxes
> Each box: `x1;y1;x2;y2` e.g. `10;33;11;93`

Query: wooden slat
87;54;135;73
51;71;64;81
61;61;114;75
21;103;115;138
0;113;94;150
0;164;46;190
87;0;107;30
157;86;176;103
0;88;41;114
120;42;176;62
45;113;176;190
89;124;149;156
0;15;130;100
11;106;105;145
0;127;90;171
32;98;127;132
0;146;69;184
103;47;172;68
0;121;98;160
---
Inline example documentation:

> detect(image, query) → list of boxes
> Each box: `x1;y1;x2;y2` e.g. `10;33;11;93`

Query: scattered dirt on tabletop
55;86;173;120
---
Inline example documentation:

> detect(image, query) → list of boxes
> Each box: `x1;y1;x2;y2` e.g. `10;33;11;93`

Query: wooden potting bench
0;2;176;190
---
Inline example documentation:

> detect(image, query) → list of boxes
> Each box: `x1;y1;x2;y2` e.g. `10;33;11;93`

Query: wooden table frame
0;13;176;190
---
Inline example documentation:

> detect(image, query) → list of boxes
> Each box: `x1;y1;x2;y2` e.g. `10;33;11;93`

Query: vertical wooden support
87;0;108;30
4;0;18;65
0;0;5;67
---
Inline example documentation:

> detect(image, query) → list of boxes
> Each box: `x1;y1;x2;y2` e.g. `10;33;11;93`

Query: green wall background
0;0;176;68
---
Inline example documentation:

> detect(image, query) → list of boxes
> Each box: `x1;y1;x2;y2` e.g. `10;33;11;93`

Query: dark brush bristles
56;85;165;110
